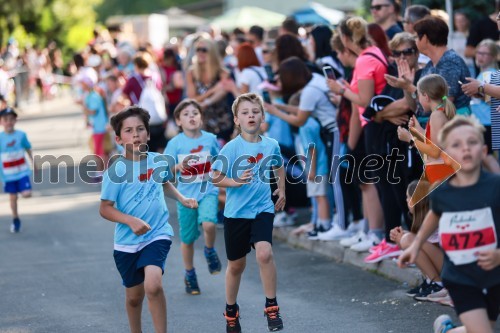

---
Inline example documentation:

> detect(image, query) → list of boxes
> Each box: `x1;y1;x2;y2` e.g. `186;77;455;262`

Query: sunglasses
370;4;391;11
392;48;416;57
196;47;208;53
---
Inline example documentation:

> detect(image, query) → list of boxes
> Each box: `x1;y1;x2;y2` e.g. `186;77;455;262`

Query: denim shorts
176;194;218;244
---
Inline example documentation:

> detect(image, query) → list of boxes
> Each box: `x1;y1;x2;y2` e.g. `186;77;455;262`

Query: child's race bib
439;207;498;266
178;151;211;183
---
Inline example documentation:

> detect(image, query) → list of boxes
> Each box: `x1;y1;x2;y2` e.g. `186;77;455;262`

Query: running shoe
406;279;428;297
184;272;200;295
414;282;443;301
364;240;401;263
317;224;350;241
205;249;222;275
350;233;381;252
10;218;21;233
224;306;241;333
264;306;283;331
340;231;367;248
307;225;329;240
433;314;456;333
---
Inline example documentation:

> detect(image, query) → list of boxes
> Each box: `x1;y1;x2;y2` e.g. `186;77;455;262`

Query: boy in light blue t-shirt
211;93;286;333
0;107;36;233
164;99;222;295
100;106;197;333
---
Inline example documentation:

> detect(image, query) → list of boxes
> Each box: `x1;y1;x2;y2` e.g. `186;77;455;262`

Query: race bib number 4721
439;207;498;266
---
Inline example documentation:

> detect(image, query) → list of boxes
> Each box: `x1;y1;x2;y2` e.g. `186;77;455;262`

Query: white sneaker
273;212;287;227
317;224;350;241
345;219;366;235
340;231;367;248
350;233;381;252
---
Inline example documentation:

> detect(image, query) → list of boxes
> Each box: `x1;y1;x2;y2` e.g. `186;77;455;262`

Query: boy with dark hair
212;93;286;332
0;107;35;233
164;99;221;295
100;106;198;333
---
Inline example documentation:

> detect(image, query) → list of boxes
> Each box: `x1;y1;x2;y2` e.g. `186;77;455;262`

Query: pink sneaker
369;239;386;253
364;241;401;263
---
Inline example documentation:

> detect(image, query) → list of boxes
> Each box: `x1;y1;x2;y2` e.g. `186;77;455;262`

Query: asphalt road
0;99;497;333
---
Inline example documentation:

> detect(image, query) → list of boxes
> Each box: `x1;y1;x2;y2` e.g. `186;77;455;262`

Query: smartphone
264;65;275;83
262;90;272;104
322;66;336;80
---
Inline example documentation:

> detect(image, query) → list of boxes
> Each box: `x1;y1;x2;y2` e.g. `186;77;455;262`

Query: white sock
435;281;443;287
318;219;330;230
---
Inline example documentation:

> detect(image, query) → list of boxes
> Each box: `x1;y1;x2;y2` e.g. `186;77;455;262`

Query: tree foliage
0;0;102;53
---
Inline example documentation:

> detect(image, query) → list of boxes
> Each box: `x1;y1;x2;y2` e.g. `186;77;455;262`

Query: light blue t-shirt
164;130;219;202
265;97;294;149
471;68;496;126
299;118;328;177
85;91;108;134
212;135;283;219
0;130;32;182
101;152;174;252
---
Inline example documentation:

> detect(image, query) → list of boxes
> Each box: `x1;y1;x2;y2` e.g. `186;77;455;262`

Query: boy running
399;116;500;333
100;106;197;333
211;93;286;332
164;99;222;295
0;107;35;233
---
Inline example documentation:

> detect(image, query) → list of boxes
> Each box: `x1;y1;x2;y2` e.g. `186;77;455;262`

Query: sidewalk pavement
273;226;421;287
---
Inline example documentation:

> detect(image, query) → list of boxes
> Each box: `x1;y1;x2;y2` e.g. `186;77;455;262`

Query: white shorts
306;175;329;198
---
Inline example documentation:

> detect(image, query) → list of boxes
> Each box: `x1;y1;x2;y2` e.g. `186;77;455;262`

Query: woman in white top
231;42;267;94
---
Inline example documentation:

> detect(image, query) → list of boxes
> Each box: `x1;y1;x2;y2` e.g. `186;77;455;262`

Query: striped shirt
490;70;500;150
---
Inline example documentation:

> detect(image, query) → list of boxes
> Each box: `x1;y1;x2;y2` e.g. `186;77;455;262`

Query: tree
0;0;102;54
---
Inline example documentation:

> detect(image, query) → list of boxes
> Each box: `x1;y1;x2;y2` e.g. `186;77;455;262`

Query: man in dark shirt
370;0;403;40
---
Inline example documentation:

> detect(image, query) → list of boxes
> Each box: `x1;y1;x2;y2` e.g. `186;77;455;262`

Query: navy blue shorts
113;239;172;288
4;175;32;194
224;212;274;261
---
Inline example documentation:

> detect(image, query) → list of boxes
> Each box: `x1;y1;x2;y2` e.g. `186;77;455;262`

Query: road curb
273;227;421;287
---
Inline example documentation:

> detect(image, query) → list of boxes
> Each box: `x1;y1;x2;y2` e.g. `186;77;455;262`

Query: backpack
134;74;167;125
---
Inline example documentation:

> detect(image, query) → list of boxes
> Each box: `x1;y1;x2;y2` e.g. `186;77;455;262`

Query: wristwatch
478;82;485;97
339;87;346;96
411;90;417;100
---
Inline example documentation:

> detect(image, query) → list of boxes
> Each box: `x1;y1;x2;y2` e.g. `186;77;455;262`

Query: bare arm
273;165;286;211
375;98;410;120
186;70;216;102
163;181;198;208
275;103;300;115
347;103;362;150
211;170;252;188
265;103;310;127
342;79;374;108
99;200;151;235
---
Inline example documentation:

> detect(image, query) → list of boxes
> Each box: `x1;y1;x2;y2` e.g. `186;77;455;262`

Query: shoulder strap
248;66;264;82
364;52;389;69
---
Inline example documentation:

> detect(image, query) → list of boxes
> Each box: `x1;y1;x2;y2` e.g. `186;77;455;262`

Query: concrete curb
273;226;422;287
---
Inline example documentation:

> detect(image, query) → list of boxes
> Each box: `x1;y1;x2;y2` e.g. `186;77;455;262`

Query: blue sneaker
205;248;222;274
433;314;456;333
10;218;21;233
184;272;200;295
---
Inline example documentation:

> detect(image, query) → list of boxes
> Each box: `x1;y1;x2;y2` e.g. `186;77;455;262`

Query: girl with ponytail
398;74;458;184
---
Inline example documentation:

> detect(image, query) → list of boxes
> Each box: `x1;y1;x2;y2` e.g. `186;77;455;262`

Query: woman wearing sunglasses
186;37;233;143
